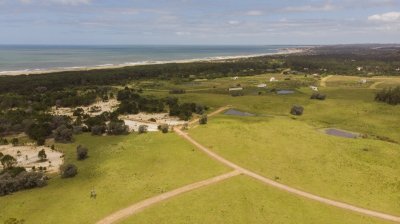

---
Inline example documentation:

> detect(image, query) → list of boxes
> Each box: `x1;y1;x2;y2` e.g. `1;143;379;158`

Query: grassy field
0;133;229;224
121;176;394;224
189;115;400;215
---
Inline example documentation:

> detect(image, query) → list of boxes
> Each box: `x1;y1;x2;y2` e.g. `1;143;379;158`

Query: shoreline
0;48;308;76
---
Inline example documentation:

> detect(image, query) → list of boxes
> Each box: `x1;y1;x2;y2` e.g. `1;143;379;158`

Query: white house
310;86;319;91
360;79;367;84
228;87;243;91
232;76;239;80
357;67;363;71
270;77;277;82
257;84;267;88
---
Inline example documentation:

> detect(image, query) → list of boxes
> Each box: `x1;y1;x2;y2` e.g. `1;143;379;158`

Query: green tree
10;138;19;146
1;155;17;169
199;115;208;125
38;149;47;161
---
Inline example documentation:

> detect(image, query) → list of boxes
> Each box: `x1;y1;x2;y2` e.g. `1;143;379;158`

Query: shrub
169;89;186;94
76;145;88;160
107;120;129;135
290;105;304;116
54;125;73;143
199;115;208;125
60;164;78;178
10;138;19;146
158;124;169;133
138;125;148;134
0;171;47;196
4;218;25;224
310;93;326;100
375;86;400;105
91;125;105;136
0;138;8;145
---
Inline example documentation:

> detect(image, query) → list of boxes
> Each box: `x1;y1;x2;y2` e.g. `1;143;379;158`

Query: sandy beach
0;48;308;76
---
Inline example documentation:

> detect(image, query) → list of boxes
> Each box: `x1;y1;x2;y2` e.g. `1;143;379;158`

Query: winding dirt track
320;75;333;87
97;107;400;224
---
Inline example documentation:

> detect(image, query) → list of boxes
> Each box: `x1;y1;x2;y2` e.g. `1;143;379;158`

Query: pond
324;128;359;138
224;109;255;117
277;90;295;95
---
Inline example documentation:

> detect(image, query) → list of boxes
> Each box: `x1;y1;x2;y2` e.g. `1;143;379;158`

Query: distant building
270;77;277;82
360;79;367;84
357;67;363;71
396;68;400;71
228;87;243;91
232;76;239;80
312;73;320;77
257;84;267;88
310;86;319;91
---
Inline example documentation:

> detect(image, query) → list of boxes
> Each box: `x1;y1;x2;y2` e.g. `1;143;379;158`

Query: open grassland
189;115;400;215
121;176;394;224
0;133;229;224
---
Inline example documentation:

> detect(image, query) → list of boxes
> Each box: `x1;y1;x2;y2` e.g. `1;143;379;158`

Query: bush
199;115;208;125
4;218;25;224
290;105;304;116
60;164;78;178
310;93;326;100
0;171;47;196
0;138;8;145
76;145;88;160
91;125;105;136
169;89;186;94
138;125;148;134
10;138;19;146
158;124;169;133
375;86;400;105
54;125;73;143
107;120;129;135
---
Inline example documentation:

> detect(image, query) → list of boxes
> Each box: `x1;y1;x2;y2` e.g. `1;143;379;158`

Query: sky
0;0;399;45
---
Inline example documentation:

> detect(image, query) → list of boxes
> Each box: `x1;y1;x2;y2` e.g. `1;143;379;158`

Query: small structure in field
228;87;244;91
356;67;363;71
270;77;277;82
232;76;239;80
312;73;320;77
310;86;319;91
257;84;267;88
360;79;367;84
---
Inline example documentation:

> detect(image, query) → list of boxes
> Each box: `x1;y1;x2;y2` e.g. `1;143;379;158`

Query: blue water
0;45;302;74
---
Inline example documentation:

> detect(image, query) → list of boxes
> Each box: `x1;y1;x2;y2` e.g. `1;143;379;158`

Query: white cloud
228;20;240;25
283;3;336;12
368;12;400;22
18;0;92;5
245;10;263;16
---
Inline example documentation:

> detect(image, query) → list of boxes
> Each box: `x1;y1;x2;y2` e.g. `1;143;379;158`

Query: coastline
0;47;308;77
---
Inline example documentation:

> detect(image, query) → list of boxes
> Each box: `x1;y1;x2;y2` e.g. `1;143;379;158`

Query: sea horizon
0;45;308;75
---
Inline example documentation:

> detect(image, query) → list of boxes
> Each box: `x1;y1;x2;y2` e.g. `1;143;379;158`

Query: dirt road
320;75;333;87
174;127;400;223
96;170;241;224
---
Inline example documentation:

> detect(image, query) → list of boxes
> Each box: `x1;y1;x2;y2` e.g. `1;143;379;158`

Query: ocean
0;45;303;75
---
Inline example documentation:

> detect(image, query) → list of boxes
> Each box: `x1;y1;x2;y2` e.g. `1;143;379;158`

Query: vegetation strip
96;170;241;224
174;107;400;223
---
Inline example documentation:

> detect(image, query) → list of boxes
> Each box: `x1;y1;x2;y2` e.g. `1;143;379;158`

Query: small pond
277;90;295;95
224;109;255;117
324;128;359;139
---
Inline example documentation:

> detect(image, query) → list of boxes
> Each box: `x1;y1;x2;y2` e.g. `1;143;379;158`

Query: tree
91;125;105;136
38;149;47;161
138;125;148;134
10;138;19;146
0;152;3;159
60;164;78;178
199;115;208;125
76;145;88;160
290;105;304;116
1;155;17;169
